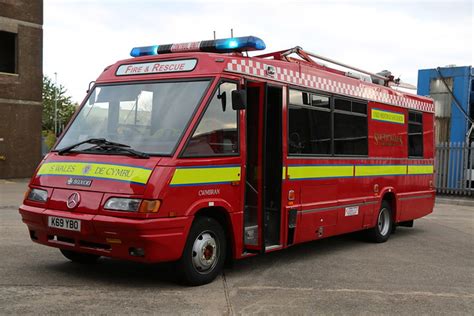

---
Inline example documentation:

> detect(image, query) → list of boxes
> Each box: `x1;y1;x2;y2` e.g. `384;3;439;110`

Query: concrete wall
0;0;43;178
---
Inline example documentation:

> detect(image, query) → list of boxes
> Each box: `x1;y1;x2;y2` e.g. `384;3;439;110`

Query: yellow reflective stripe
282;166;286;180
371;108;405;124
355;165;406;176
408;165;434;175
286;164;434;180
37;162;152;184
287;165;353;180
170;166;241;186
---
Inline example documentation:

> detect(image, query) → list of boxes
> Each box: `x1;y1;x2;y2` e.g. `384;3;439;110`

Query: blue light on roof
129;36;266;57
214;36;266;52
130;45;159;57
227;39;238;48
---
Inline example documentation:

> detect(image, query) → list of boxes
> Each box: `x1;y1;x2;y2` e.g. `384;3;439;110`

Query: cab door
243;81;283;252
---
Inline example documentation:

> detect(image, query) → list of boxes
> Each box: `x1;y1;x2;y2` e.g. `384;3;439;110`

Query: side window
333;98;368;155
408;111;423;157
288;90;331;155
183;82;238;156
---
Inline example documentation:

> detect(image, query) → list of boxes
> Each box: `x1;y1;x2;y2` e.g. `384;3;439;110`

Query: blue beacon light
130;36;266;57
130;45;159;57
213;36;266;52
226;39;239;49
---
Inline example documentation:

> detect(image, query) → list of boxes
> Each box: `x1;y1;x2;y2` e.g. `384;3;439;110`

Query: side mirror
231;89;246;110
218;91;227;112
87;81;95;93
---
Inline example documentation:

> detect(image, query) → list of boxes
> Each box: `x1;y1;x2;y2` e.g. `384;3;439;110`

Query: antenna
213;30;216;40
231;28;234;38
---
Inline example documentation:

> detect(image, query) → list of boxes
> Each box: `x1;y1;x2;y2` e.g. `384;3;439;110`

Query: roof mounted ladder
257;46;391;86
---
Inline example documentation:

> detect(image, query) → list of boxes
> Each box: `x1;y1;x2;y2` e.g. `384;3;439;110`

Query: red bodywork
19;50;435;263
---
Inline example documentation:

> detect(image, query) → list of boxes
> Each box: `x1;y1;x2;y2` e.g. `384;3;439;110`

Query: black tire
366;200;393;243
60;249;100;264
391;224;397;234
177;217;226;286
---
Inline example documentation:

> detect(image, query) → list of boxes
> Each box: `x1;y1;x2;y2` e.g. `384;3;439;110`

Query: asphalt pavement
0;179;473;315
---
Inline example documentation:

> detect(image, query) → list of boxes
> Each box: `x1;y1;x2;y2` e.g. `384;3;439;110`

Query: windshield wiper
57;138;148;159
85;143;150;159
57;138;128;155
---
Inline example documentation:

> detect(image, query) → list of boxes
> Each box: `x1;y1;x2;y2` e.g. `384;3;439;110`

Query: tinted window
289;90;331;155
333;98;368;155
289;89;310;106
289;107;331;155
288;90;368;156
312;94;330;109
334;112;367;155
408;111;423;157
352;101;367;114
335;98;367;114
335;98;351;112
183;82;239;156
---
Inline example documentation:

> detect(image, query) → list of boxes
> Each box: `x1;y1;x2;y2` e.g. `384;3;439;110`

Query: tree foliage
42;75;77;134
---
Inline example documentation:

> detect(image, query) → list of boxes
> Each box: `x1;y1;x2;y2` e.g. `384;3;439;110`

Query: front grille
47;234;111;252
79;240;111;251
48;235;75;245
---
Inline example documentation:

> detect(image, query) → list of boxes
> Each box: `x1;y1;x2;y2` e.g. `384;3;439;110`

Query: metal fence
435;142;474;195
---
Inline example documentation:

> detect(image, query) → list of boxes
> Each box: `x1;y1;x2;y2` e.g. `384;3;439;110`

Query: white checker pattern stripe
226;59;434;113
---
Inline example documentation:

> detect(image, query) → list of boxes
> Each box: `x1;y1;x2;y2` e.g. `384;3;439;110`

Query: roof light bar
130;36;266;57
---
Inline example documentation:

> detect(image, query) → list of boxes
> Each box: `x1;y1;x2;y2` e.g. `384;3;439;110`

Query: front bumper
19;204;193;263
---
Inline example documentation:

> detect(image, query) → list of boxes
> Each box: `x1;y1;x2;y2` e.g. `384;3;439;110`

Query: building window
288;90;331;155
0;31;17;74
183;82;239;157
333;98;368;155
408;111;423;157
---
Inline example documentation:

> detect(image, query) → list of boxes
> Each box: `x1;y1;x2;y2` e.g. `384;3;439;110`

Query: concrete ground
0;179;473;315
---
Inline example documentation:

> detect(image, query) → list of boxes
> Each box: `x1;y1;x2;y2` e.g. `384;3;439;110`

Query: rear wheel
367;201;393;243
177;217;226;286
60;249;100;264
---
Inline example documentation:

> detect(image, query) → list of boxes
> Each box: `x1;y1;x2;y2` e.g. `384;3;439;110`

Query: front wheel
367;201;393;243
60;249;100;264
177;217;226;286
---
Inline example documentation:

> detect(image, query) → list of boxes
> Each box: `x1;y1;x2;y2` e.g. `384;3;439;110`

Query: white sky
44;0;473;103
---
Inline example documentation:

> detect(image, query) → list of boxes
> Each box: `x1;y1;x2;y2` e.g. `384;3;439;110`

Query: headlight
27;188;48;202
104;198;141;212
104;198;161;213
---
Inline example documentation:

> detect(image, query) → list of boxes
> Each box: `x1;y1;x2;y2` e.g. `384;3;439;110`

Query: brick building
0;0;43;178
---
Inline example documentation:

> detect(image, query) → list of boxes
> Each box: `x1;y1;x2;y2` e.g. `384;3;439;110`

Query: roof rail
257;47;390;86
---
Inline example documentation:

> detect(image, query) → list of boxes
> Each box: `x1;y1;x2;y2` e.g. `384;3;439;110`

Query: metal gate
435;142;474;195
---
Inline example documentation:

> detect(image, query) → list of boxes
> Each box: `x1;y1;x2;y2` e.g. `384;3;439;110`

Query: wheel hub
191;232;218;273
203;245;214;260
378;208;390;236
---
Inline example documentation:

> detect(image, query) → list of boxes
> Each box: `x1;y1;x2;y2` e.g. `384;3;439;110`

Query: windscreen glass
56;80;210;155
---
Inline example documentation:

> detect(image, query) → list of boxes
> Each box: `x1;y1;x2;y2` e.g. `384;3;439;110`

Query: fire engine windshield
56;80;211;155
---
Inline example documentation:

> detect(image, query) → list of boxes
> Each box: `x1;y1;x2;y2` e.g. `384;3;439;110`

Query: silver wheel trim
191;230;219;274
378;208;391;236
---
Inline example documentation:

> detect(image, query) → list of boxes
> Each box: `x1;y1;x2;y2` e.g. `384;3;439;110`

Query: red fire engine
19;36;435;285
